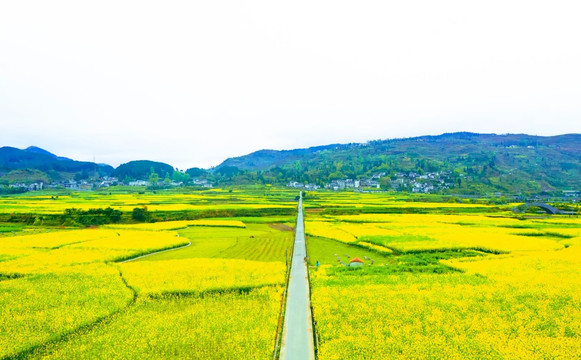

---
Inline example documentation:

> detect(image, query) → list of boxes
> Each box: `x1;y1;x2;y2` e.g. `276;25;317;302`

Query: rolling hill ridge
2;132;580;195
215;132;581;194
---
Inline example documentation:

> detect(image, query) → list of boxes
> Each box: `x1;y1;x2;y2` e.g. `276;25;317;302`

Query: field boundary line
149;283;282;299
119;242;192;263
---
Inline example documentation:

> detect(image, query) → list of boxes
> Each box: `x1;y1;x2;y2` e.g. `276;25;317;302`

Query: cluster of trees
0;186;28;194
113;160;174;181
131;207;150;222
112;160;208;188
61;207;122;226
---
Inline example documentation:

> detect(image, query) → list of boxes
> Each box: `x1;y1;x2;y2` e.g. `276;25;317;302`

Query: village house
128;180;150;186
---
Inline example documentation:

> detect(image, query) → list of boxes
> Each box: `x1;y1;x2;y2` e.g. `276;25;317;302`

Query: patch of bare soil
268;223;294;232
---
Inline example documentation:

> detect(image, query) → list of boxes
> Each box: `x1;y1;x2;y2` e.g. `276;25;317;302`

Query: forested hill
112;160;175;181
2;133;581;195
0;146;113;183
215;132;581;194
0;147;184;186
218;144;345;170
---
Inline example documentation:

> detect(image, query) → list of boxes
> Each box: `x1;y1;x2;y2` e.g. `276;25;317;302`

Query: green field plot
133;222;294;263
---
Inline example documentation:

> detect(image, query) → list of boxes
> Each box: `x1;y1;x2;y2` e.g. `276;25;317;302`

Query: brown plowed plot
269;223;294;232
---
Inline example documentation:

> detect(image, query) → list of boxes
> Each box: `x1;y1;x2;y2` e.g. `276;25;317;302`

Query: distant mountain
218;144;346;170
112;160;174;181
3;133;580;195
0;146;113;183
24;146;72;161
0;147;181;185
215;132;581;195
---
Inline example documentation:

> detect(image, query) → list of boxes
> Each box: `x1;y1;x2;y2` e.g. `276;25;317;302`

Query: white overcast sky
1;1;580;169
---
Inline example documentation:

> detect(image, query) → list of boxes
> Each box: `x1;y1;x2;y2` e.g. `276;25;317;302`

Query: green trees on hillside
113;161;174;181
209;134;581;196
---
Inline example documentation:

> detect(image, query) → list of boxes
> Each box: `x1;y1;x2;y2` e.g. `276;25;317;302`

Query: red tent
349;257;364;264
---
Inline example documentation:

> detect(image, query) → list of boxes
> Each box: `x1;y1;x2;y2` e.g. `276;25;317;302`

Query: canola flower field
1;188;580;359
0;188;296;215
0;188;296;359
305;192;581;359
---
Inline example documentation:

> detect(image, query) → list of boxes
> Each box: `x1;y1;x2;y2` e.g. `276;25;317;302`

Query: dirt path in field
279;193;316;360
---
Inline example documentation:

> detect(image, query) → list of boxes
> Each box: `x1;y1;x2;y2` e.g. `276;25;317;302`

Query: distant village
9;171;457;194
6;177;213;192
287;171;457;193
4;172;580;200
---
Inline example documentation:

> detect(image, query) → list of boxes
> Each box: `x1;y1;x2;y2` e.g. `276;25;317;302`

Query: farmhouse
128;180;150;186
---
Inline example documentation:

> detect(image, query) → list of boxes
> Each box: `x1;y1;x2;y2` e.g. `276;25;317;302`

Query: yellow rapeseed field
0;263;133;358
307;214;569;253
0;229;187;274
3;189;579;359
306;192;581;360
0;190;297;214
311;266;581;359
0;190;294;359
120;257;285;295
27;286;284;360
444;245;581;294
306;220;357;243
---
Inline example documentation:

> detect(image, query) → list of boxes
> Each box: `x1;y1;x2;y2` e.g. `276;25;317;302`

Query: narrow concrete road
279;193;315;360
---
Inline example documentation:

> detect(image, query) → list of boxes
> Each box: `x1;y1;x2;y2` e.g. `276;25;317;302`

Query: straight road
279;193;315;360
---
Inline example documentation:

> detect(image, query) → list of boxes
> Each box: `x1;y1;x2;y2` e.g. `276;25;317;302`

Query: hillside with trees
112;160;175;182
0;146;113;185
214;133;581;195
2;133;580;196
